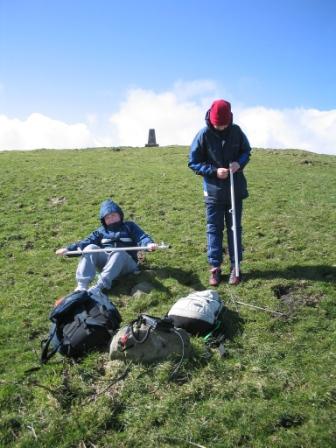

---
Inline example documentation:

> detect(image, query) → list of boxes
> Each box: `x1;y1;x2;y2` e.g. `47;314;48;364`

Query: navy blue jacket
67;200;153;261
188;113;251;203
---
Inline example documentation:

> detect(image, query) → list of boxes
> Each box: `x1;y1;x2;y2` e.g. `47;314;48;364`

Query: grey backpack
167;290;224;336
109;314;191;364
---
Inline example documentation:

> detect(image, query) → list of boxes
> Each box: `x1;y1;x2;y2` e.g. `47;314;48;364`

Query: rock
49;196;66;206
131;281;154;298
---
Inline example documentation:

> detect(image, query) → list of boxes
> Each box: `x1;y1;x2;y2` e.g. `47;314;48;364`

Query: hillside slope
0;147;335;447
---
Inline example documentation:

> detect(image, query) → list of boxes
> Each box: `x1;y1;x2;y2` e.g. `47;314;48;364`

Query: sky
0;0;335;154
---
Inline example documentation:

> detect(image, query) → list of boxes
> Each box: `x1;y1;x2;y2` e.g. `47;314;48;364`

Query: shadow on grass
219;306;245;340
111;266;206;298
244;264;335;283
154;266;206;290
169;307;245;384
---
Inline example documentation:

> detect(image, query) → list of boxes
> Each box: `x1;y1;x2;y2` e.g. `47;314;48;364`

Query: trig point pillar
145;128;159;147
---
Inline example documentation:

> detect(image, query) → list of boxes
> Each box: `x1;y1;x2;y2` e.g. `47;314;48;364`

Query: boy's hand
56;248;68;256
146;243;158;252
230;162;240;173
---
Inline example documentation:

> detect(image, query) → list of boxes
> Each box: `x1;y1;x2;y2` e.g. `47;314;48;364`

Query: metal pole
228;293;287;317
229;164;239;278
63;243;170;256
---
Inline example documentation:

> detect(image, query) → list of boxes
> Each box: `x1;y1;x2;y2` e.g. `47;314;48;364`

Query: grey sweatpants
76;244;138;290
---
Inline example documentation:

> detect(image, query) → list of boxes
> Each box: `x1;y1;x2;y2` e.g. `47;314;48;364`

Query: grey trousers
76;244;138;289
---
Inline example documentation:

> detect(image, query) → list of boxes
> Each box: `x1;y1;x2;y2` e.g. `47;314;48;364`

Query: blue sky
1;0;335;153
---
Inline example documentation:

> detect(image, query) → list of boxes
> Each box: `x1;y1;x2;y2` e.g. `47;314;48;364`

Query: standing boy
56;199;157;297
188;99;251;286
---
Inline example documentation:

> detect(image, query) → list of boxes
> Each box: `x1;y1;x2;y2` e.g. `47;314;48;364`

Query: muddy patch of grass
273;282;324;315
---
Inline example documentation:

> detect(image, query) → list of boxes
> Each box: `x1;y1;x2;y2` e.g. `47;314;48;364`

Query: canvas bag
109;314;192;363
41;290;121;363
167;290;224;336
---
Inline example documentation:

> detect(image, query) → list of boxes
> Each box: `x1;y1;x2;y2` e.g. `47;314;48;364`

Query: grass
0;146;335;447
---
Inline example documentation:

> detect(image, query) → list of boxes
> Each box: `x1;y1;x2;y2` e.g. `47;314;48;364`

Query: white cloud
172;79;219;102
0;113;99;150
236;107;336;155
109;87;209;146
1;82;336;155
108;85;336;155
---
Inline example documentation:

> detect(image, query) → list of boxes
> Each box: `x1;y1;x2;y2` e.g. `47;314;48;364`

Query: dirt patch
272;283;324;314
24;241;34;250
277;413;305;429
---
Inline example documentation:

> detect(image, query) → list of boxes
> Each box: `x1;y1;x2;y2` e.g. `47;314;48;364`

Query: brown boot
228;268;241;285
209;267;221;287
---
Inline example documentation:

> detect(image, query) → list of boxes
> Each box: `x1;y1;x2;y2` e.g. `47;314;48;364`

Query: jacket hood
99;199;124;226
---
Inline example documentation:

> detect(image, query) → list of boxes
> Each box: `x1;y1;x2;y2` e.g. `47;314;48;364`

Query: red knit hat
209;99;232;126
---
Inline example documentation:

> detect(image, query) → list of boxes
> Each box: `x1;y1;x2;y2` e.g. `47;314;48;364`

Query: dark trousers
205;200;243;268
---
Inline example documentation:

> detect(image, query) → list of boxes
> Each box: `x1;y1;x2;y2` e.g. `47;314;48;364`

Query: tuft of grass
0;146;335;447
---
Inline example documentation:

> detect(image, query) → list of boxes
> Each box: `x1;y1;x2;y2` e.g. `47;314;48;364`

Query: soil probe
229;163;239;278
63;242;170;256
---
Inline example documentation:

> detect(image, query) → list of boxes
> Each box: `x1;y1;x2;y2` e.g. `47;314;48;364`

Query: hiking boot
209;267;221;287
228;268;241;286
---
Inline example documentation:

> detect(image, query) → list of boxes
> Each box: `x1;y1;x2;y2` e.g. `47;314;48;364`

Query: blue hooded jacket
66;199;153;261
188;110;251;203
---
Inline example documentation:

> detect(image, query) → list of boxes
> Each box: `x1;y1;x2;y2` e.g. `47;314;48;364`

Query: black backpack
41;290;121;363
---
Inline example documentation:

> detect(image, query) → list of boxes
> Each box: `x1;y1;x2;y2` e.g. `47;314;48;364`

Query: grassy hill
0;146;335;448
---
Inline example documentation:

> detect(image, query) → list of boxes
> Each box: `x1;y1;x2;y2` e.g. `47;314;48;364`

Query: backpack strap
203;320;222;343
129;314;174;344
130;315;152;344
40;327;60;364
169;328;187;378
203;307;227;353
